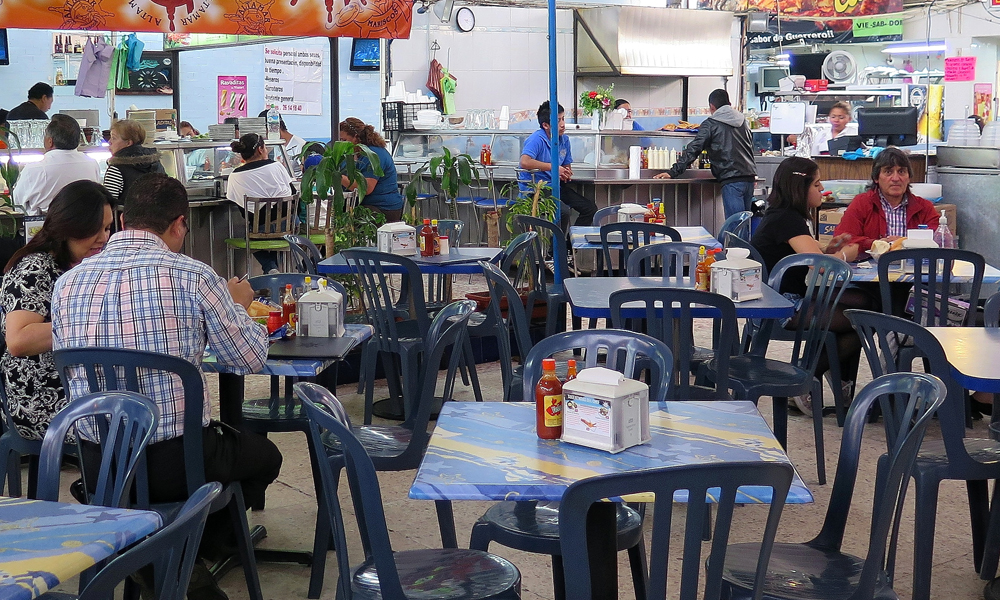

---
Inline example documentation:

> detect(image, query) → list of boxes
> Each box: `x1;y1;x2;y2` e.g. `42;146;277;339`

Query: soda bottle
267;105;281;141
420;218;434;257
431;219;441;255
282;284;296;327
695;245;709;291
535;358;563;439
565;359;577;383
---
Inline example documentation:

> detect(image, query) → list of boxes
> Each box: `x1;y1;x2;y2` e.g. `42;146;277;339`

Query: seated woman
0;180;114;441
339;117;404;222
103;119;164;202
751;156;877;412
832;146;939;260
226;132;295;274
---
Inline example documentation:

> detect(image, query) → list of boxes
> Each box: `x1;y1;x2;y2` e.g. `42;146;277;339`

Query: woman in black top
750;156;875;411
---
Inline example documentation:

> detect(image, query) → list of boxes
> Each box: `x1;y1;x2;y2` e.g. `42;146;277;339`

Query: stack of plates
238;117;266;138
126;110;157;138
208;123;236;141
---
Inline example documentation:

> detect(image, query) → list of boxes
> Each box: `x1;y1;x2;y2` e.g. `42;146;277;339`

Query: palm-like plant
404;147;485;221
0;125;21;237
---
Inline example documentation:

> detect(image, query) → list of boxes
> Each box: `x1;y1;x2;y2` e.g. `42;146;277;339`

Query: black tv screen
349;39;380;72
0;30;9;66
788;53;828;80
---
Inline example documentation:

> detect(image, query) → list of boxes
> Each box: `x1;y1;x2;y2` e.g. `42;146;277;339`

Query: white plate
412;122;442;130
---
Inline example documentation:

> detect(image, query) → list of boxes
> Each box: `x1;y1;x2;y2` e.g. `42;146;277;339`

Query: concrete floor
41;272;996;600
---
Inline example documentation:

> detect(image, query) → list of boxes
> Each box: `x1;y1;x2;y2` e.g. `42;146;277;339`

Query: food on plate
869;239;891;256
248;300;273;318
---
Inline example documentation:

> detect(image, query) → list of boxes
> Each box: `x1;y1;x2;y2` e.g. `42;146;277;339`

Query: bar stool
473;164;502;246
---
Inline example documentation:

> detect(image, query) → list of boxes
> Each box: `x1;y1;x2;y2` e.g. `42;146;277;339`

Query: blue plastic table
0;497;161;600
568;225;722;251
563;277;795;320
317;247;503;275
850;260;1000;284
925;327;1000;393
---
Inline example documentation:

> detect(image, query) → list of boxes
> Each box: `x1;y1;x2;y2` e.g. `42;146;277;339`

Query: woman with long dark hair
339;117;403;222
1;180;114;440
750;156;876;412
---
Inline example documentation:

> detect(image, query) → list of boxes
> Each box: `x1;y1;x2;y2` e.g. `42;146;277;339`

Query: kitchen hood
576;7;734;76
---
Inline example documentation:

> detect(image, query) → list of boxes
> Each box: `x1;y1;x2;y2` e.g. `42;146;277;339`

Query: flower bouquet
579;84;615;115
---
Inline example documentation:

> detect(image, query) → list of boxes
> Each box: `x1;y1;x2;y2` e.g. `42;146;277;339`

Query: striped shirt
51;230;268;443
878;189;909;238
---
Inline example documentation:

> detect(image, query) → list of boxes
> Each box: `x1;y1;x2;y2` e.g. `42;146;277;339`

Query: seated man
831;146;939;260
51;172;280;599
519;100;597;227
13;114;100;215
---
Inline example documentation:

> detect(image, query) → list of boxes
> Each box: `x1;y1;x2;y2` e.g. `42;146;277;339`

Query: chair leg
462;336;484;403
551;554;566;600
626;535;648;600
970;479;991;573
771;397;788;450
468;520;492;551
811;379;826;485
911;475;941;600
26;455;38;499
981;485;1000;580
229;483;265;600
435;500;458;549
824;335;847;427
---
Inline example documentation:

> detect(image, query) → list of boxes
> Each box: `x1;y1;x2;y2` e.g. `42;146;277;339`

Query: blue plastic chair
610;288;735;400
847;309;1000;600
296;382;522;600
985;291;1000;328
625;241;703;282
704;254;852;485
717;210;752;243
470;329;673;600
51;482;222;600
283;234;322;274
560;460;793;600
514;215;577;336
721;372;947;600
479;258;536;403
52;348;266;600
600;222;681;277
593;205;621;227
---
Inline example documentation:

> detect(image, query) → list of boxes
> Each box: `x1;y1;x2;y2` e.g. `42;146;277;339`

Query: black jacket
667;105;756;183
6;101;48;121
106;145;164;200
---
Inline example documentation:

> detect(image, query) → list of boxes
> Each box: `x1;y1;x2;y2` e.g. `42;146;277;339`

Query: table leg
587;502;618;600
435;500;458;549
218;372;245;430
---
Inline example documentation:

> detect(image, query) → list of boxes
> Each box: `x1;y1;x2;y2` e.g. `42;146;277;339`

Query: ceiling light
883;41;946;54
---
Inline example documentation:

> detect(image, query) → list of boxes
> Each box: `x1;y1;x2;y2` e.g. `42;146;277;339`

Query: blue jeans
721;180;754;219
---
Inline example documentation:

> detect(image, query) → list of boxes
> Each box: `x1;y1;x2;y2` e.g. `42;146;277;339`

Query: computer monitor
788;53;828;81
754;66;789;94
60;109;101;127
0;30;9;66
857;107;918;147
349;39;380;72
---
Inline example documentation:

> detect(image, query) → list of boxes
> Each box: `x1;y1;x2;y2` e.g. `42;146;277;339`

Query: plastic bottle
431;219;441;255
657;202;666;225
420;218;434;257
282;284;296;327
439;235;450;254
645;203;656;223
267;105;281;141
565;359;577;383
304;276;312;291
934;213;954;249
535;358;563;439
695;245;709;291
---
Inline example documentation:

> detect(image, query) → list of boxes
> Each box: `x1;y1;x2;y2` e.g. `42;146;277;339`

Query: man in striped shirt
52;173;280;595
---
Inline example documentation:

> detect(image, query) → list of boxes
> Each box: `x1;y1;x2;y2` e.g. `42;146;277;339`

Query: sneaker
789;394;812;414
187;560;229;600
824;373;855;406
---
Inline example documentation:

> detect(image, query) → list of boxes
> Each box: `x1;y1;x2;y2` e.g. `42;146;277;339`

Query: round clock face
456;7;475;32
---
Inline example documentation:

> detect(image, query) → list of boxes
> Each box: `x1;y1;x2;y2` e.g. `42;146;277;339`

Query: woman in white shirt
226;132;294;273
809;102;858;156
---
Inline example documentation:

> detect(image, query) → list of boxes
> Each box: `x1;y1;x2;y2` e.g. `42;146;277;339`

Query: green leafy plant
579;84;615;116
0;125;22;237
501;179;558;234
404;147;485;221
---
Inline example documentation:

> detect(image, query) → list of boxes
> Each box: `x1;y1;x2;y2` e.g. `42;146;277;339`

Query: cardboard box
154;109;177;132
562;368;650;454
818;208;845;248
936;203;957;236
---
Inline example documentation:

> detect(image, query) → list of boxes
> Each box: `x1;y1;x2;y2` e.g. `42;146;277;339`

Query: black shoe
972;397;994;417
985;577;1000;600
69;478;89;504
188;561;229;600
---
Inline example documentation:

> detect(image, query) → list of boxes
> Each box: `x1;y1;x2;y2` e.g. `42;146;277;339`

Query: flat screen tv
349;39;380;72
788;53;829;81
0;30;9;66
858;107;919;147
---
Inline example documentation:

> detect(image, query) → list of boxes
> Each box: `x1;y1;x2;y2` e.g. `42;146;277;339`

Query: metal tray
936;145;1000;169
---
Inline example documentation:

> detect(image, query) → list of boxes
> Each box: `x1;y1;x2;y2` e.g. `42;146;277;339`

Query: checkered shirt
878;188;910;238
51;230;268;444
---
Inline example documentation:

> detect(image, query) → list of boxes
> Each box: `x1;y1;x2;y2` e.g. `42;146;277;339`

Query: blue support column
548;0;562;282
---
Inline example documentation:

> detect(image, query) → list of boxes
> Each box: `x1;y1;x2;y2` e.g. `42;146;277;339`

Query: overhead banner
747;16;902;48
0;0;412;38
737;0;901;17
263;45;323;115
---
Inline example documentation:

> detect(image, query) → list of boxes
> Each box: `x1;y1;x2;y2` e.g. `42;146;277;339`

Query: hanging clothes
108;40;129;92
124;34;145;71
440;68;457;115
75;38;114;98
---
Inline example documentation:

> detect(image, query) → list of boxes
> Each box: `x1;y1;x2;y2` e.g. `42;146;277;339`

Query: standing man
13;114;100;215
51;172;281;598
519;100;597;227
7;83;54;120
655;89;757;218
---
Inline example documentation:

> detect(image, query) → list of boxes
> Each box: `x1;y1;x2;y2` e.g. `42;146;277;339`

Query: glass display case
158;140;292;198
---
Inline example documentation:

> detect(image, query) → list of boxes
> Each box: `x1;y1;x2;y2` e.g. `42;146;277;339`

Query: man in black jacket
655;89;756;218
7;83;53;120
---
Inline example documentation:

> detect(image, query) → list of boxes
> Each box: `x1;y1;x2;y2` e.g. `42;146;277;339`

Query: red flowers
588;91;597;98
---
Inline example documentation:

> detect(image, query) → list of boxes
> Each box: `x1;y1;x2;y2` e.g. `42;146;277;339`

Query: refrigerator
936;146;1000;266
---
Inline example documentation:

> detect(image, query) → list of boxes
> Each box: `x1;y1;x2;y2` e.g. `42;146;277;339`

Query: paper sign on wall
218;76;247;124
975;83;993;122
263;46;323;116
944;56;976;82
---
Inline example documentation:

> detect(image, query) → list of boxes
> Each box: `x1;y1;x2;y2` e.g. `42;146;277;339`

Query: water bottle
933;212;954;249
266;105;281;141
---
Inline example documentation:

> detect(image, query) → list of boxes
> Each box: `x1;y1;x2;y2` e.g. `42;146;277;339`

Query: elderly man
13;114;100;215
6;82;53;121
51;172;281;600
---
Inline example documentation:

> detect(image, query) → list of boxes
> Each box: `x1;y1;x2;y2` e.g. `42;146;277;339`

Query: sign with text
263;46;323;116
218;76;247;124
0;0;411;39
748;17;901;48
852;15;903;39
944;56;977;82
975;83;993;121
737;0;901;17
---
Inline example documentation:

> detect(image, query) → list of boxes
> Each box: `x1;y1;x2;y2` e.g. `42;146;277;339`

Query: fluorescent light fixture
883;41;946;54
774;53;790;60
774;60;790;67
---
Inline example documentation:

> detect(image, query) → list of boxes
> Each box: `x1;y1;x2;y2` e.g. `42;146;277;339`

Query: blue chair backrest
986;291;1000;328
609;288;735;400
625;241;703;283
77;482;221;600
723;232;768;282
718;210;752;242
283;234;322;275
36;391;159;508
559;461;793;600
877;248;985;326
808;371;946;595
481;261;534;402
342;249;431;349
53;348;208;500
515;215;570;286
593;205;621;227
520;329;673;402
600;222;681;277
249;273;346;302
436;219;464;248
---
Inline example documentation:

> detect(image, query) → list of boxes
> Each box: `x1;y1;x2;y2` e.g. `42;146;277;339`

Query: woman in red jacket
831;146;939;259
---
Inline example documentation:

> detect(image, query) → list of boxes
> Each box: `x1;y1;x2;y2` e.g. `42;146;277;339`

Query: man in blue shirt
518;101;597;227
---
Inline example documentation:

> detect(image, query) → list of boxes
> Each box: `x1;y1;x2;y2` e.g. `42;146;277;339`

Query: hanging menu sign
218;76;248;123
263;46;323;116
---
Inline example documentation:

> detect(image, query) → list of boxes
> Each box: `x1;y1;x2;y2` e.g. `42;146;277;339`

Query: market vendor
7;83;53;121
614;99;643;131
792;102;859;156
831;146;939;258
338;117;403;222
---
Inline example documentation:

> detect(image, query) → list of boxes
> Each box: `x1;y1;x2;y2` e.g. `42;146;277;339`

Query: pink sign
218;76;248;124
944;56;976;82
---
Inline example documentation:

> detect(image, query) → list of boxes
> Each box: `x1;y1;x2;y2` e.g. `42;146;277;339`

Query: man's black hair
537;100;565;129
28;82;54;100
123;173;189;234
708;89;731;109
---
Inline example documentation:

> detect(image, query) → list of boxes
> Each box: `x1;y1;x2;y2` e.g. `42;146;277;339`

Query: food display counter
755;153;931;187
393;129;727;232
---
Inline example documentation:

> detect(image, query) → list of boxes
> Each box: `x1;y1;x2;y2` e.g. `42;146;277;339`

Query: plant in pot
501;178;558;234
404;146;486;222
0;124;21;238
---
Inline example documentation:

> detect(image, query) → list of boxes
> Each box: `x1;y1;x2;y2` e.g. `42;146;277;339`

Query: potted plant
502;178;558;234
404;147;486;221
0;125;21;238
579;84;615;129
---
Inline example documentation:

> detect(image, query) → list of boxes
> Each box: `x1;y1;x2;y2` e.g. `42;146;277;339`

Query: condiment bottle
431;219;441;255
565;359;577;383
645;203;656;223
695;245;709;291
439;235;450;254
282;284;296;327
420;218;434;257
535;358;563;439
267;310;283;334
656;199;665;224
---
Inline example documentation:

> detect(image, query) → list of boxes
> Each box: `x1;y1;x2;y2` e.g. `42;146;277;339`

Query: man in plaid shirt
52;173;280;598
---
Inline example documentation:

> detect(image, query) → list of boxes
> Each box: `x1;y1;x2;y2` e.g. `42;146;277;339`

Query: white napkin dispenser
710;247;763;302
377;222;417;256
900;235;939;273
561;367;650;454
617;203;648;223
